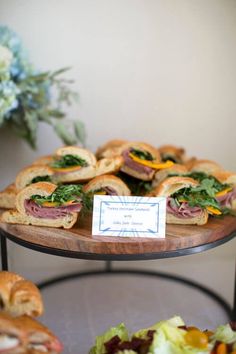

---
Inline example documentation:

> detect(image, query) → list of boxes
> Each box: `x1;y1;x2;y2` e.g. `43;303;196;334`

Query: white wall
0;0;235;296
0;0;236;188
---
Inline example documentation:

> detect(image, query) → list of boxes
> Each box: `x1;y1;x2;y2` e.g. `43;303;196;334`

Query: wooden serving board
0;215;236;257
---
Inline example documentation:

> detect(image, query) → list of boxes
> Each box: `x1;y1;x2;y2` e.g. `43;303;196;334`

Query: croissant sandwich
148;176;225;225
0;272;43;318
0;313;63;353
0;184;17;209
158;144;186;164
1;182;84;229
15;315;63;353
49;146;96;183
152;164;188;189
210;171;236;212
95;156;124;177
95;139;127;159
15;165;55;191
183;171;236;214
83;175;131;196
190;159;222;174
120;142;173;181
0;312;26;353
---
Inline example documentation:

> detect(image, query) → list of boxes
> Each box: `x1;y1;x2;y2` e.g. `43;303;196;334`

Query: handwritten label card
92;196;166;238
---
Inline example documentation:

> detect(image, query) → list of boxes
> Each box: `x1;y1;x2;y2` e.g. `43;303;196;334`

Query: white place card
92;195;166;238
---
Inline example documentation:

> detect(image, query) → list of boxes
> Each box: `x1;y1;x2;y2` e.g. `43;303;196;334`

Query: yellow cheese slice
52;165;82;173
206;206;222;215
41;201;59;207
215;187;232;197
94;190;106;195
42;200;76;207
129;153;174;170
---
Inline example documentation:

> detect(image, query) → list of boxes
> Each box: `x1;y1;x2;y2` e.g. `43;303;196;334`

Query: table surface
1;214;236;260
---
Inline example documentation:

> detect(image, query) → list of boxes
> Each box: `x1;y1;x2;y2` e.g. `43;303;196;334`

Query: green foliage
0;26;86;149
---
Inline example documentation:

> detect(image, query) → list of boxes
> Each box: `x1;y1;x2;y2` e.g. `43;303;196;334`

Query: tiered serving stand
0;214;235;320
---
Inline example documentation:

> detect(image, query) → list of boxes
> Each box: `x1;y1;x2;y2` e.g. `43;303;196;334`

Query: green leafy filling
31;184;83;206
186;172;231;194
162;155;178;163
130;148;154;161
51;154;88;169
31;175;52;184
172;187;224;213
31;184;94;213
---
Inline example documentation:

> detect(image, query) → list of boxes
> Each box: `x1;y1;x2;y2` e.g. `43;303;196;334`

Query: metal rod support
0;233;8;271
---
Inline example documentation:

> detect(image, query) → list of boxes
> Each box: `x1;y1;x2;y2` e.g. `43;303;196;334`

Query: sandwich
190;159;222;174
15;315;63;353
0;271;43;318
211;171;236;211
95;156;124;177
1;182;84;229
0;312;26;353
0;313;63;353
149;176;224;225
83;175;131;196
120;142;173;181
0;165;55;210
15;165;55;191
49;146;96;183
95;139;127;159
158;144;186;164
0;184;17;209
152;164;188;189
184;171;236;214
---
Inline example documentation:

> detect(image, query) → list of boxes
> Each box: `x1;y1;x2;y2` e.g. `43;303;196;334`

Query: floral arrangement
0;26;85;148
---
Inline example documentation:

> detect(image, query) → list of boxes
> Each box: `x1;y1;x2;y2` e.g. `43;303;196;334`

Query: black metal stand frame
0;230;235;321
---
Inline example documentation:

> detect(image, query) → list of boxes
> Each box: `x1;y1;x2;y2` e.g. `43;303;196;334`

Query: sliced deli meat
24;200;82;219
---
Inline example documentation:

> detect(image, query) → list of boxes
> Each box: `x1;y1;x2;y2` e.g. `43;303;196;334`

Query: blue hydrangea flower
0;26;33;80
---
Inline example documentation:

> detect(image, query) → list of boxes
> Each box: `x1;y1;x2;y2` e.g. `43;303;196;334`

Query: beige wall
0;0;235;298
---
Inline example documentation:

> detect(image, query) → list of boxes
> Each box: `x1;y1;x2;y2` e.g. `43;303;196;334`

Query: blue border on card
98;201;160;234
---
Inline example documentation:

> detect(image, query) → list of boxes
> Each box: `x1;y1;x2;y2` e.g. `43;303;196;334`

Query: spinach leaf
31;175;52;184
51;154;88;168
130;148;154;161
31;184;83;206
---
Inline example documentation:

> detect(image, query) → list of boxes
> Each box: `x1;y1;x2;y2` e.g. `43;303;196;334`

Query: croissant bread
0;272;43;318
120;141;161;181
51;146;97;183
0;183;17;209
1;182;81;229
149;176;209;225
0;312;63;353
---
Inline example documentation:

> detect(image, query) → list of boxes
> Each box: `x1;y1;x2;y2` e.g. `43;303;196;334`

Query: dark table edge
1;228;235;261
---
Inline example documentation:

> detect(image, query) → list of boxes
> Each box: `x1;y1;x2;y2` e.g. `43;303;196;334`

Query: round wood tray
1;215;236;260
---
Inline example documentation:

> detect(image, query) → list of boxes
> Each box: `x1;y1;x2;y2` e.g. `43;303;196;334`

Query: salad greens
89;316;236;354
51;154;88;169
89;323;129;354
130;148;154;161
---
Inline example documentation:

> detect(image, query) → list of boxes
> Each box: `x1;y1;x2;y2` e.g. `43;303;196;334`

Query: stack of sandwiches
0;271;63;354
0;140;235;227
